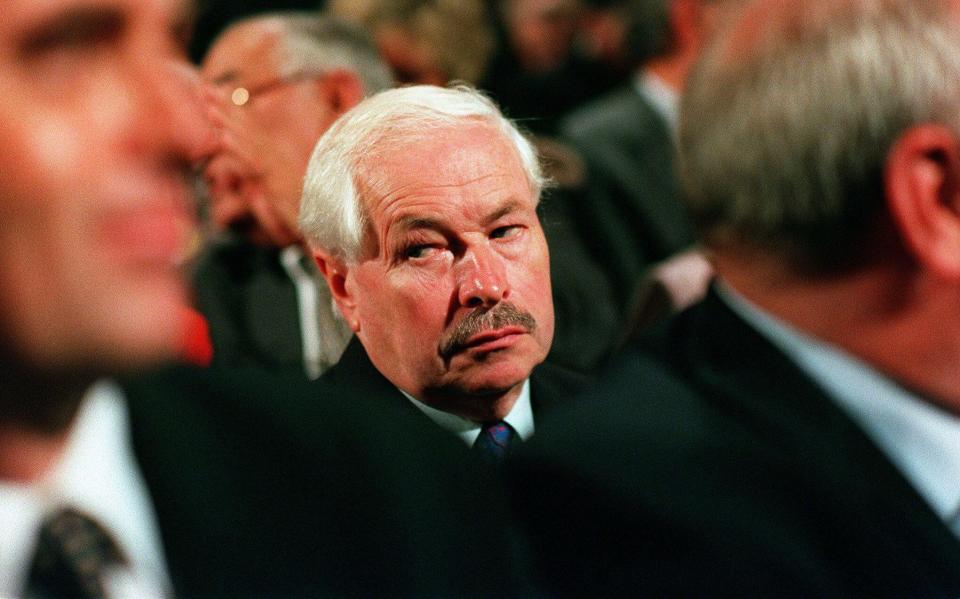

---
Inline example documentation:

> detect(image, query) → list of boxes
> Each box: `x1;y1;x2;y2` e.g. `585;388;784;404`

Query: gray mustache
440;302;537;359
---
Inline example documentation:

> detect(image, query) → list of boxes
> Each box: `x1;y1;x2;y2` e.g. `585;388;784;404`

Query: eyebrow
394;216;441;234
391;199;526;235
18;5;125;56
17;0;196;58
483;200;523;226
210;70;240;86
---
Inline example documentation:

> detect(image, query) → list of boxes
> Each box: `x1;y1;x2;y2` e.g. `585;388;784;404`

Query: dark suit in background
192;238;350;377
559;85;695;311
507;289;960;597
193;240;301;372
124;364;527;597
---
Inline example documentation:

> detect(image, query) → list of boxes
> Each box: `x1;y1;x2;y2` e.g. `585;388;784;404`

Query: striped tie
25;507;127;599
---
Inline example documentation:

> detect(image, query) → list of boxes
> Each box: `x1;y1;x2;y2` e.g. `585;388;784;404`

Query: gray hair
328;0;495;84
268;12;394;95
299;84;544;261
678;0;960;269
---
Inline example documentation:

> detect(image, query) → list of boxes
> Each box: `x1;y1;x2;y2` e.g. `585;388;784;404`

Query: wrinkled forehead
356;122;536;211
349;122;536;250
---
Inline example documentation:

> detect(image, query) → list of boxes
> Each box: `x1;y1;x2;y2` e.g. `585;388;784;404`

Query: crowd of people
4;0;960;596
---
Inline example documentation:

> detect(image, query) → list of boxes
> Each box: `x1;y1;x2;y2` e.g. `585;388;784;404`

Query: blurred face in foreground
0;0;205;374
326;122;555;421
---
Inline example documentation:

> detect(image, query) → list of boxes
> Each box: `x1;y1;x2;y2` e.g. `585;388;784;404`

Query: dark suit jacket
122;364;527;597
560;85;695;309
192;238;351;377
321;338;586;428
507;288;960;597
192;240;304;373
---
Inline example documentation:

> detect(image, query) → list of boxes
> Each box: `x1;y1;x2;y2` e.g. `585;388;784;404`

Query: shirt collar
635;68;680;137
403;380;534;447
0;380;172;597
717;280;960;524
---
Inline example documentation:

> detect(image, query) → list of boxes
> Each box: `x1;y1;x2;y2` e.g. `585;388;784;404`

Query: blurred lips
95;189;193;268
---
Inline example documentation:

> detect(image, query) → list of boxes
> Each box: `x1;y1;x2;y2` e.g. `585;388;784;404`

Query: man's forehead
202;19;284;84
362;128;533;213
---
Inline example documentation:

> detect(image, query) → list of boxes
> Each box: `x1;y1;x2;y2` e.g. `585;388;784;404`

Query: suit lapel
321;338;425;420
675;289;960;592
529;361;587;418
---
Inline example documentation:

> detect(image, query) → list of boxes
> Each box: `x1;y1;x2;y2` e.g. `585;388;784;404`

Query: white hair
299;84;544;261
679;0;960;268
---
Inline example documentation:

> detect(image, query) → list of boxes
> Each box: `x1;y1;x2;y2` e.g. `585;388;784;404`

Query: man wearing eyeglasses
196;12;393;377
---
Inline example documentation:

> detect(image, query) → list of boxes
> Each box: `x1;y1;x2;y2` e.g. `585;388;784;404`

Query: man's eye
21;12;124;57
491;225;522;239
404;245;434;259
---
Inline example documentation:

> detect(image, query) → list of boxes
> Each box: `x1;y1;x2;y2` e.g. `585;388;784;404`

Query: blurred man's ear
313;250;360;331
315;69;365;116
885;124;960;280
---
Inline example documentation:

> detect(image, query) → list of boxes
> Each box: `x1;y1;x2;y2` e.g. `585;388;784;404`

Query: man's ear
885;124;960;280
313;250;361;332
314;69;365;116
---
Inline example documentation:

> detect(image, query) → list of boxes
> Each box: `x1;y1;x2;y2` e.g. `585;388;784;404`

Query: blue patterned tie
25;507;127;599
473;421;519;465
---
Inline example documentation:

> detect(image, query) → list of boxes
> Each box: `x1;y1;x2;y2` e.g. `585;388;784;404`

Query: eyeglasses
228;70;324;107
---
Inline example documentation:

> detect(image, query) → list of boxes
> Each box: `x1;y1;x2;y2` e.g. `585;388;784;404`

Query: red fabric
180;307;213;367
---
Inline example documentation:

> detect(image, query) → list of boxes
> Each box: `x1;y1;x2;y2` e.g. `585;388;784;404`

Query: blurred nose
125;51;213;169
456;245;510;309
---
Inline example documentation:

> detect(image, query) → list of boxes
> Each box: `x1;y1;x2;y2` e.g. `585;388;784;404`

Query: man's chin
447;359;536;406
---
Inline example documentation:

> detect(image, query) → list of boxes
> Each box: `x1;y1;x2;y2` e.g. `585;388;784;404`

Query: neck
0;425;74;483
0;363;90;482
716;248;960;414
644;50;696;93
421;382;524;424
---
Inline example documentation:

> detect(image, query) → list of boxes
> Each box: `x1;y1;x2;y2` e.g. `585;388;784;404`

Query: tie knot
27;507;127;599
473;420;518;465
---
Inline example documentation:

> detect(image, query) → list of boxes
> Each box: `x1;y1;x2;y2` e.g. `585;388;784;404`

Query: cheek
0;116;87;282
29;117;84;182
356;267;452;334
511;239;554;325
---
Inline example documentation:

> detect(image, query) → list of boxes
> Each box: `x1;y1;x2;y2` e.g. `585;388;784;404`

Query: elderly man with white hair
301;84;584;463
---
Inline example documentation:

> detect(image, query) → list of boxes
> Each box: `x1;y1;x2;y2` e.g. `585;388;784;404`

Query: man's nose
133;59;213;166
456;246;510;308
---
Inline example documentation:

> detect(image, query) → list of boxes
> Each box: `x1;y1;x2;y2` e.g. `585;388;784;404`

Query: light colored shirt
279;245;350;380
0;381;173;598
635;69;680;138
403;380;534;447
717;281;960;537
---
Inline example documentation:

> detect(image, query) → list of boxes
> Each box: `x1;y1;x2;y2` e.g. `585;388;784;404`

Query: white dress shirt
279;245;349;380
403;380;535;447
0;380;173;598
717;281;960;538
635;69;680;138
